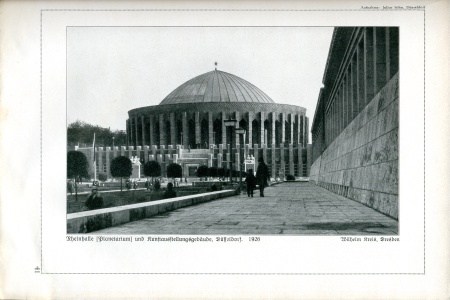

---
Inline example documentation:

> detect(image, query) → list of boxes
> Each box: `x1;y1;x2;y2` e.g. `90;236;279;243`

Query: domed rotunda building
124;68;310;179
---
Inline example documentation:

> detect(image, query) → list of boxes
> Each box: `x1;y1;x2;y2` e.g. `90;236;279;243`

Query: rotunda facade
123;68;310;179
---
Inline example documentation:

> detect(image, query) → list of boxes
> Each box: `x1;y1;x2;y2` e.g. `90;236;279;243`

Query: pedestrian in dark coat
256;157;270;197
163;182;177;199
245;169;256;197
85;187;103;210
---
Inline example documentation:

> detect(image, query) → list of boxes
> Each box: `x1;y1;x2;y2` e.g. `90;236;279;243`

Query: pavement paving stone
94;182;399;235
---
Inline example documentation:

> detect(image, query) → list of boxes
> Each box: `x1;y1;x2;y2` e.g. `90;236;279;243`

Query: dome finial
214;61;218;71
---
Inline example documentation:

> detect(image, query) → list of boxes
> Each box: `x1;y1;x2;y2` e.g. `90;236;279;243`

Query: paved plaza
94;182;398;235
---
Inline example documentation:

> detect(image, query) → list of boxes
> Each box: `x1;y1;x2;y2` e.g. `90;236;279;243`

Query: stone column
217;153;223;168
218;144;224;168
105;147;111;178
281;113;286;145
151;145;157;159
253;144;259;168
170;112;176;146
136;146;142;163
351;57;358;121
234;111;240;147
160;145;165;162
271;144;276;179
134;116;139;148
289;113;294;145
222;112;227;145
235;152;240;173
130;118;134;147
208;112;213;146
289;143;294;176
298;147;303;176
149;115;154;146
296;114;301;147
182;112;188;148
305;117;309;145
126;119;130;147
208;154;213;168
195;112;200;146
357;38;365;113
280;144;285;179
244;144;249;161
141;115;146;147
113;146;118;158
143;145;149;163
364;27;375;104
128;145;133;159
120;146;126;156
271;113;276;146
374;27;388;92
248;112;253;146
159;114;165;147
260;112;265;146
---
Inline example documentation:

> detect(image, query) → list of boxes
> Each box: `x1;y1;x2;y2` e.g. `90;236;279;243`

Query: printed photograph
66;27;399;235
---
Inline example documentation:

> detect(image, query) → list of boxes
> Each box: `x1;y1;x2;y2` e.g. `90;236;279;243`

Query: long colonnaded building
87;68;310;179
309;27;399;219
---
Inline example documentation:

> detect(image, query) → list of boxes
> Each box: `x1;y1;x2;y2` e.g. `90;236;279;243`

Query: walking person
256;157;270;197
245;169;256;197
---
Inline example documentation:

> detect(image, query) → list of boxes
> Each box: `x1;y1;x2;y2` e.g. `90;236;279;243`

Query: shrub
197;165;209;179
286;174;295;181
166;163;182;180
154;180;161;190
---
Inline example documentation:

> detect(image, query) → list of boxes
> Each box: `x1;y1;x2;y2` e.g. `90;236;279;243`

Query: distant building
125;69;310;179
310;27;399;219
76;68;311;180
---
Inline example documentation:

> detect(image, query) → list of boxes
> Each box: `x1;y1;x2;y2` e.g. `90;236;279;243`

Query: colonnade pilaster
208;112;213;145
260;112;265;145
169;113;175;146
134;116;138;147
159;114;165;146
182;112;188;148
127;110;307;151
141;115;145;147
248;112;253;146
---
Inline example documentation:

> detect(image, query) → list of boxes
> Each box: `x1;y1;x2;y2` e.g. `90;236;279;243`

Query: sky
67;26;334;135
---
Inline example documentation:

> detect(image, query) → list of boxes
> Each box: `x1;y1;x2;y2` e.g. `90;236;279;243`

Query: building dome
159;69;275;105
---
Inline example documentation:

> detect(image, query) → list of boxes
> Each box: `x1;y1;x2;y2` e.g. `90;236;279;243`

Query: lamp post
223;118;237;183
235;127;246;194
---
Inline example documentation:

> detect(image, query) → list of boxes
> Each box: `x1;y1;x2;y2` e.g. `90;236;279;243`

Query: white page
0;0;448;298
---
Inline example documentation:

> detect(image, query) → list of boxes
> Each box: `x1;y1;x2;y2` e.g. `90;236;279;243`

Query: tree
208;166;218;180
197;165;209;181
98;173;108;182
218;167;226;180
110;156;132;191
143;161;161;183
67;120;127;147
67;150;89;201
166;163;182;183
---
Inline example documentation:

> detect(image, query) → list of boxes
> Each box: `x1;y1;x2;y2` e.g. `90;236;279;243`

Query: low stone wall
67;190;236;233
310;73;398;219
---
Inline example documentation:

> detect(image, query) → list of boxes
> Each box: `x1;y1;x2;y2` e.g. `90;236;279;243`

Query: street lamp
235;127;246;194
223;118;237;183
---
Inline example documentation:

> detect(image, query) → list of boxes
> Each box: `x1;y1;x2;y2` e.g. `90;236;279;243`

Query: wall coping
68;189;234;220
